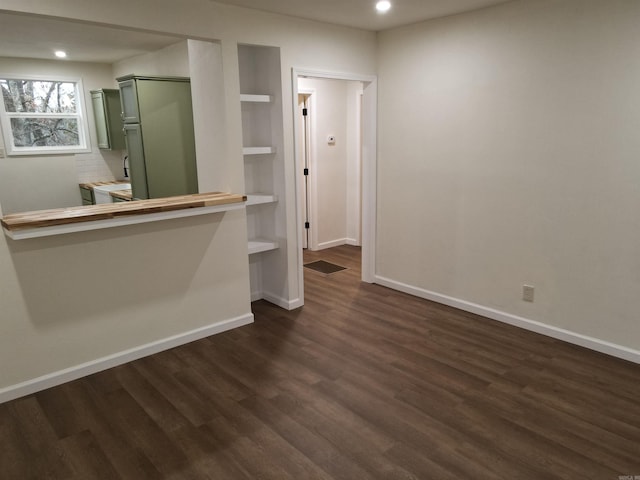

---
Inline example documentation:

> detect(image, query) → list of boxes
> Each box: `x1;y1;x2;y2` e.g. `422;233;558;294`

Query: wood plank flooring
2;245;640;479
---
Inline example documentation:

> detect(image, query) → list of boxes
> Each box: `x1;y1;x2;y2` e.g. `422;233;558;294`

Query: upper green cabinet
90;89;126;150
117;79;140;124
116;75;198;200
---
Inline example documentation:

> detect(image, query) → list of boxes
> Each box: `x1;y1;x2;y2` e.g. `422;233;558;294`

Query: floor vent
304;260;347;275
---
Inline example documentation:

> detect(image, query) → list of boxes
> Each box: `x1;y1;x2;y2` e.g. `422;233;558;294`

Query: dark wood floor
2;245;640;479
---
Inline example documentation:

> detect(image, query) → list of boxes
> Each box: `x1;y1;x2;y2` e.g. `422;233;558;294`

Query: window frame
0;74;92;156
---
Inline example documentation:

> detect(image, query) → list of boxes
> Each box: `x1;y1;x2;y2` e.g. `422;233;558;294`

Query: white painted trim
4;202;246;240
375;275;640;365
262;291;303;310
0;74;92;156
0;313;255;404
297;87;319;251
247;239;279;254
250;290;263;302
317;238;349;250
245;194;278;206
242;146;275;155
292;78;307;309
346;238;360;246
293;68;377;83
292;68;378;308
240;94;272;103
360;78;377;283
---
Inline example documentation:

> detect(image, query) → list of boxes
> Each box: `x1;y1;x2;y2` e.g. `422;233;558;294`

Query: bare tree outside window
0;77;89;155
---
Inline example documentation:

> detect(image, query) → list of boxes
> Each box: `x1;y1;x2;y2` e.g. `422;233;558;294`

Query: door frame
292;68;377;298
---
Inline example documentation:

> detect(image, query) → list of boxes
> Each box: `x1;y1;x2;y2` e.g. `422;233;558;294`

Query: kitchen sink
93;183;131;204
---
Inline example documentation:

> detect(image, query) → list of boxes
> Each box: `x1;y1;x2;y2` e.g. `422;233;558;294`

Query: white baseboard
346;238;360;246
0;313;254;404
250;290;263;302
375;275;640;365
316;238;348;250
261;291;303;310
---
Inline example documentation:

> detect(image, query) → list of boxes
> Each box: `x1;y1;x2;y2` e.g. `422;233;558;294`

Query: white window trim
0;74;91;156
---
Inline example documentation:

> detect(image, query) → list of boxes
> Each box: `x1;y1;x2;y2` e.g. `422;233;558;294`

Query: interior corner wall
376;0;640;355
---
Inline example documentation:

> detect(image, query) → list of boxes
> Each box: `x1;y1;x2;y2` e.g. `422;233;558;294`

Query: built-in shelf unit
239;44;288;304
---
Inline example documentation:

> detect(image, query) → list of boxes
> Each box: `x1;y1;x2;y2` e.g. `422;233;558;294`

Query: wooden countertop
110;189;133;201
79;180;130;191
2;192;247;232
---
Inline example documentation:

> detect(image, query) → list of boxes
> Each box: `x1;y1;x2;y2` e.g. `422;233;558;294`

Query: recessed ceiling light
376;1;391;13
54;50;67;58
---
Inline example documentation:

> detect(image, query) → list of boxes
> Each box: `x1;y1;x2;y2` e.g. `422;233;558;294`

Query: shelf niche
239;44;288;306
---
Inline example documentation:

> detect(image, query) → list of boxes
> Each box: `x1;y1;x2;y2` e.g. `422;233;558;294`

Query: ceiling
210;0;511;31
0;1;511;64
0;12;184;63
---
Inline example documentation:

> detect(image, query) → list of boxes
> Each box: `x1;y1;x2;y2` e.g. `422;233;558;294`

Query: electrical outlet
522;285;535;302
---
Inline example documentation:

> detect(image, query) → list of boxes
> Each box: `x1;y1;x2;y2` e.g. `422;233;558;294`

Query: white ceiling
0;13;185;63
0;1;511;64
210;0;511;31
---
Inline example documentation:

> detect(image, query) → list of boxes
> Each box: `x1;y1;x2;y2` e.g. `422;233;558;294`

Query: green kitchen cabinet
90;89;126;150
117;75;198;200
79;186;94;205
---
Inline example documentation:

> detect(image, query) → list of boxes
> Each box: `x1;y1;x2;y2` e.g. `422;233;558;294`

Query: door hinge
302;108;308;116
305;222;310;229
304;168;309;176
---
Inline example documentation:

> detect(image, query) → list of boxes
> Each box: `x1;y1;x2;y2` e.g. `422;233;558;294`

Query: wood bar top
2;192;247;232
109;189;133;201
79;180;130;190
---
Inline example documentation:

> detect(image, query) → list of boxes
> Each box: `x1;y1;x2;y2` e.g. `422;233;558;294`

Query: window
0;76;90;155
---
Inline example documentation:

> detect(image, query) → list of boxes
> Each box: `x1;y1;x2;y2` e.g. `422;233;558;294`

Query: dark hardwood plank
59;430;122;480
1;245;639;478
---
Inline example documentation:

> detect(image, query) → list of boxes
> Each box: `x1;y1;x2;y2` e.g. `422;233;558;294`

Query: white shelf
248;239;279;255
243;146;275;156
240;94;273;103
245;194;278;206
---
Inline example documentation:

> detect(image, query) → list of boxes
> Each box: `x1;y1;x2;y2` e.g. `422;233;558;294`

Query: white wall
0;0;376;399
187;40;231;193
112;40;190;79
0;57;125;213
377;0;640;358
299;77;362;250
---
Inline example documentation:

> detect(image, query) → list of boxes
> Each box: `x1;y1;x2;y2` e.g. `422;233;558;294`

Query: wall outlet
522;285;535;302
327;135;336;145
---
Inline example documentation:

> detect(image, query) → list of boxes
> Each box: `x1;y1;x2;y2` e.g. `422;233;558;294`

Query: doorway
292;69;377;304
297;78;363;253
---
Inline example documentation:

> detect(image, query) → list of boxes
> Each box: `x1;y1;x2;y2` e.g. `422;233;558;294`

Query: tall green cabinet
116;75;198;200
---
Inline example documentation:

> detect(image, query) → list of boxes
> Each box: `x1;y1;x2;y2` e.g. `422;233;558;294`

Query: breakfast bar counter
2;192;247;240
